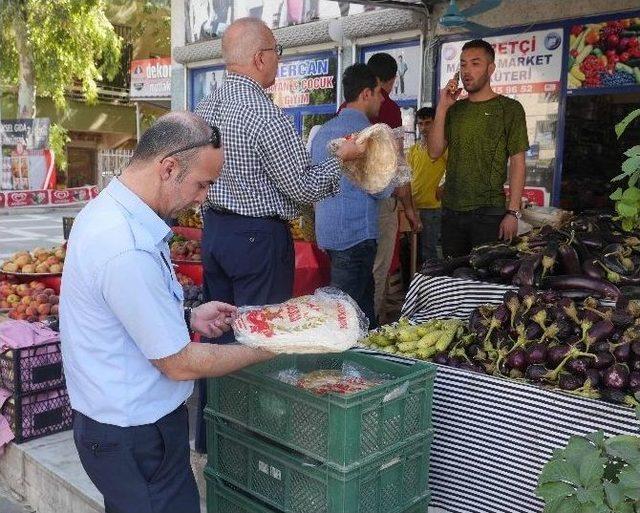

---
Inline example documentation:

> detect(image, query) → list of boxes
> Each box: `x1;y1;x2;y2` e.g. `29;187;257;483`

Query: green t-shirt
443;95;529;211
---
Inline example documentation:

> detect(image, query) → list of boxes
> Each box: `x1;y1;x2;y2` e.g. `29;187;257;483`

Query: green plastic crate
206;351;435;471
205;475;432;513
205;418;432;513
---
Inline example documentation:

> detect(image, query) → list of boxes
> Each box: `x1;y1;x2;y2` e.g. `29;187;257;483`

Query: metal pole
135;102;141;141
336;45;343;108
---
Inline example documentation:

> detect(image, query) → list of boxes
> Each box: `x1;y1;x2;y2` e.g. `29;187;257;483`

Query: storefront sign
567;17;640;91
439;29;564;94
184;0;367;44
0;118;50;150
363;41;421;102
266;54;337;108
130;57;172;99
0;193;5;208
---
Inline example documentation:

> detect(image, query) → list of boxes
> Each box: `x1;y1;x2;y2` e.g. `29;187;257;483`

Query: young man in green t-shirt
427;39;529;258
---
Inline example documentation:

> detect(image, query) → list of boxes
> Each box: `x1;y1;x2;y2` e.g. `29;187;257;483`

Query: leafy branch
610;109;640;232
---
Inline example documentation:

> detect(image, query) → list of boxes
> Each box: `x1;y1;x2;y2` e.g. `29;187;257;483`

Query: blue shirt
60;178;192;427
312;108;392;251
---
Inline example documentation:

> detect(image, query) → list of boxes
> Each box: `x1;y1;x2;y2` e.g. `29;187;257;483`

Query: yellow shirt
408;143;447;209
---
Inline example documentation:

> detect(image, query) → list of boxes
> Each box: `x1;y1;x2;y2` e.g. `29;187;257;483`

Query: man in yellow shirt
408;107;447;261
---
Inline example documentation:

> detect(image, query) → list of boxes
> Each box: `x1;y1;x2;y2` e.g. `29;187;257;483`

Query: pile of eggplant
441;287;640;407
422;214;640;300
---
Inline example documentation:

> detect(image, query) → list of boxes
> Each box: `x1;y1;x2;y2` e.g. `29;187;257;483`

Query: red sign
49;188;90;205
0;193;4;208
504;185;550;207
6;190;49;207
89;186;99;198
130;57;172;99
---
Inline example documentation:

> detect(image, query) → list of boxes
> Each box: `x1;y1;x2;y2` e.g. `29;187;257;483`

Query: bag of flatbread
232;288;368;354
329;123;398;194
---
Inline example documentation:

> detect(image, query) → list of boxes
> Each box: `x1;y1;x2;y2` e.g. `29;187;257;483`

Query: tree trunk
13;9;36;118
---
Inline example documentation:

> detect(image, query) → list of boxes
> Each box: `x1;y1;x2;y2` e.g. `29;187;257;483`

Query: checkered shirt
194;73;341;220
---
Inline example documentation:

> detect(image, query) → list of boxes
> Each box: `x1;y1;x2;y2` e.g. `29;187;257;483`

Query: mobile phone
448;71;460;94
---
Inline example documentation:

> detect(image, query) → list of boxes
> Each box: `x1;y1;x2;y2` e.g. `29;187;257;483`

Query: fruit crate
0;340;64;395
205;474;432;513
206;352;435;471
206;418;432;513
2;387;72;443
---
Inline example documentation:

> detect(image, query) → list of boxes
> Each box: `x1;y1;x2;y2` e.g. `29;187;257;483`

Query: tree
0;0;121;118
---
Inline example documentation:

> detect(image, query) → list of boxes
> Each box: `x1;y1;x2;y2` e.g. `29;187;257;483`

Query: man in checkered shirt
193;17;362;452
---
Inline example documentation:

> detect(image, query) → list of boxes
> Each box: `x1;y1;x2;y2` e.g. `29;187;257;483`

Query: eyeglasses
159;125;221;163
259;43;283;57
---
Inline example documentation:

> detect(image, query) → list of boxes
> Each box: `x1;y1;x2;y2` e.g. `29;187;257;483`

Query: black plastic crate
2;387;72;443
0;341;65;395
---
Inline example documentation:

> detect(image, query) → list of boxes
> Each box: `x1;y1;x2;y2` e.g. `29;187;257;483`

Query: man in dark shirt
428;39;529;257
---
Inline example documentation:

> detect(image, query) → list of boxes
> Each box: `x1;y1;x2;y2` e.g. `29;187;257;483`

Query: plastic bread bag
391;126;412;187
232;287;369;354
328;123;399;194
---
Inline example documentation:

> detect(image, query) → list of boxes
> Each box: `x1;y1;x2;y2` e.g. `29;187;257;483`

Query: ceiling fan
438;0;502;33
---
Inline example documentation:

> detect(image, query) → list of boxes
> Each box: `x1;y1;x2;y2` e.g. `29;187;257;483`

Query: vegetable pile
362;288;640;408
569;19;640;89
421;214;640;300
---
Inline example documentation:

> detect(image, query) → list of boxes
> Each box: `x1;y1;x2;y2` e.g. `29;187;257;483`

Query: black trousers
195;208;295;452
441;207;505;258
73;404;199;513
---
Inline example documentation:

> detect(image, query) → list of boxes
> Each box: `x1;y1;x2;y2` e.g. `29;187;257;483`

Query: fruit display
362;288;640;408
1;246;65;275
289;207;315;242
176;272;195;287
169;235;201;262
176;208;202;229
421;214;640;300
0;279;59;322
568;19;640;89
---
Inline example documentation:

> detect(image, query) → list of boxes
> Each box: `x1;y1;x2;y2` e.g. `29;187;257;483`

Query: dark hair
462;39;495;62
367;53;398;81
129;112;212;169
342;63;378;103
416;107;436;120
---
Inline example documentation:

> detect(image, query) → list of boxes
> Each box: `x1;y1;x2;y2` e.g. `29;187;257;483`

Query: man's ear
488;61;496;75
159;158;175;182
253;50;264;72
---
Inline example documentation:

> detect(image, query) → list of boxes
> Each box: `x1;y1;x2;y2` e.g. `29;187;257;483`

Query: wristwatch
506;209;522;219
184;307;193;333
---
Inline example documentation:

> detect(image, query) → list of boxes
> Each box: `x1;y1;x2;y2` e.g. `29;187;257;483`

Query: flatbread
333;123;398;194
233;294;364;354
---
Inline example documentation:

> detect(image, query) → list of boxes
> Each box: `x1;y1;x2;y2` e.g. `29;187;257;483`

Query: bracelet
184;307;193;333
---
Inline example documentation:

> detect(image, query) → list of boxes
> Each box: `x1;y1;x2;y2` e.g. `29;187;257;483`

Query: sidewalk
0;480;35;513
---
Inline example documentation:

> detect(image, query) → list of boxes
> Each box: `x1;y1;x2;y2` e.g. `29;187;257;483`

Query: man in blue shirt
60;112;274;513
312;64;391;329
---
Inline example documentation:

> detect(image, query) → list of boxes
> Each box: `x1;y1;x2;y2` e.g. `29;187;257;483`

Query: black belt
208;206;288;225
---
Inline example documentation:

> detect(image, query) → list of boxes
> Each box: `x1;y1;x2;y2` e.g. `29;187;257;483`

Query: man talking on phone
427;39;529;258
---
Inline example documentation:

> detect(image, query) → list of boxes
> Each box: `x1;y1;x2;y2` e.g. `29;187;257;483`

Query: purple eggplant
586;320;615;347
555;319;574;339
593;352;615;370
611;310;634;328
525;322;543;340
592;340;611;353
629;371;640;393
542;275;621;301
613;343;631;363
601;388;627;404
500;260;521;281
539;289;561;304
526;343;548;365
584;368;601;387
559;372;584;391
525;364;549;382
548;344;572;367
433;353;449;365
602;364;630;390
513;254;543;287
452;267;480;280
631;359;640;372
632;341;640;356
506;348;528;370
558;244;582;275
567;357;591;375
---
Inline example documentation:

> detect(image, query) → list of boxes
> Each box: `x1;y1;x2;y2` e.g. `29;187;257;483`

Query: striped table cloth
358;274;638;513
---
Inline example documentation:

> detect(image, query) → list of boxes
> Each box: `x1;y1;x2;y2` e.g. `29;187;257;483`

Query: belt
208;206;288;224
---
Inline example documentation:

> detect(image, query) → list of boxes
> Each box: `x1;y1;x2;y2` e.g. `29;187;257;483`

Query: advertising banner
567;17;640;90
439;29;564;95
363;41;422;102
0;118;51;191
130;57;172;99
266;54;338;108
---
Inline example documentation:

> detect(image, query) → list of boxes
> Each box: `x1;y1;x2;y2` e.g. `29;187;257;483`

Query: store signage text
130;57;172;99
440;29;563;95
266;56;337;108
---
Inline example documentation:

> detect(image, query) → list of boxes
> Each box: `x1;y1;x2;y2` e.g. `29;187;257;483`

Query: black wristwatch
184;307;193;333
506;209;522;219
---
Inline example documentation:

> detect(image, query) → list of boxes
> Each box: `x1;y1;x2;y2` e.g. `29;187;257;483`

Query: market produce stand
358;271;639;513
171;226;330;297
